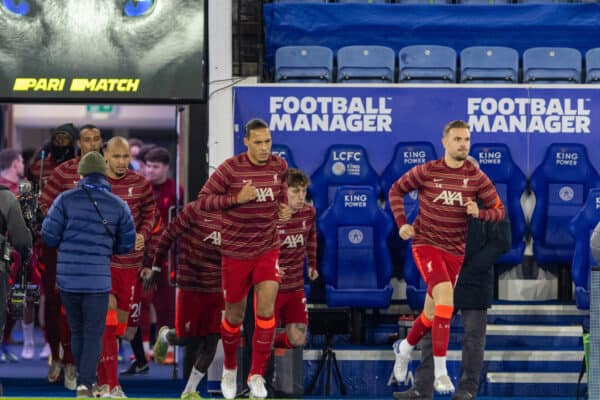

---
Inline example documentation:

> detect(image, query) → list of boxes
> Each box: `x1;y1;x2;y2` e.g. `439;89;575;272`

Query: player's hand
135;233;145;251
278;203;292;222
143;267;161;291
399;224;415;240
465;198;480;218
139;267;152;281
308;268;319;281
237;181;257;204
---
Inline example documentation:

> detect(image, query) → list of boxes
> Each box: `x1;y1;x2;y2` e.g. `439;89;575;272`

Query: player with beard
389;120;505;395
39;124;103;390
93;137;156;398
28;123;77;361
196;118;290;399
149;203;222;400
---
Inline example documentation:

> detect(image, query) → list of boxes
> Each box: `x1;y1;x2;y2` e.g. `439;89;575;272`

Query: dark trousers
0;268;8;344
60;291;109;388
413;309;488;399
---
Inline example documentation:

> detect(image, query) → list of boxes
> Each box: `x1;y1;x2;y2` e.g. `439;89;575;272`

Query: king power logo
433;191;465;206
282;234;304;248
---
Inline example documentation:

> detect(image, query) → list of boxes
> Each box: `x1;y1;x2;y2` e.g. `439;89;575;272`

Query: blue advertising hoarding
233;85;600;179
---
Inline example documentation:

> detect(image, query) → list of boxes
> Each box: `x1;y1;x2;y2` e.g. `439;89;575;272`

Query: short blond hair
443;120;470;136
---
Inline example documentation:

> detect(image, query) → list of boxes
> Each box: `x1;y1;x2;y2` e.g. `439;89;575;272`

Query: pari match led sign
0;0;207;103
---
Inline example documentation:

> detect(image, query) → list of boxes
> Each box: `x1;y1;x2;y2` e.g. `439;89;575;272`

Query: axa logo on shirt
467;97;591;134
282;234;304;248
433;190;465;206
203;231;221;246
268;96;392;133
256;187;275;202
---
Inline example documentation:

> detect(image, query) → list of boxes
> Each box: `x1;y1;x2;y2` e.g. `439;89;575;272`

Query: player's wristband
151;266;162;273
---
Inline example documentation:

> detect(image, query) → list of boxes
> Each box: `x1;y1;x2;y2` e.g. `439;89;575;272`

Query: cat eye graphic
1;0;31;16
124;0;156;18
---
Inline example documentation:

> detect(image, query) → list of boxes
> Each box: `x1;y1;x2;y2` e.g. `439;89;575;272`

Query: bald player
96;137;156;398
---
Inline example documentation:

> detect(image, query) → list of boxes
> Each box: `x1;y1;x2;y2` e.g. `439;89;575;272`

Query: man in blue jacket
42;151;136;397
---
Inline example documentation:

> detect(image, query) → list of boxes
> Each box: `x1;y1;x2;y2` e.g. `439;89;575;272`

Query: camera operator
0;180;33;354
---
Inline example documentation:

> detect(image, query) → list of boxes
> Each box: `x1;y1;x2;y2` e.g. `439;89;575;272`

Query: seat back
523;47;582;83
460;46;519;83
585;48;600;83
271;144;298;169
470;143;527;264
530;143;600;264
337;0;389;3
310;144;381;214
275;46;333;83
570;189;600;310
318;186;394;307
399;45;457;83
380;141;438;215
337;45;396;83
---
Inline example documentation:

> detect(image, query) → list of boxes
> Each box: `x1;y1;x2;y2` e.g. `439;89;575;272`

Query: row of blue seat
274;0;593;3
275;45;600;83
318;164;600;310
277;140;600;268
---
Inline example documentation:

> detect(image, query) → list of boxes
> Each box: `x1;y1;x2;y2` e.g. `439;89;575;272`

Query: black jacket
0;185;32;261
454;213;511;309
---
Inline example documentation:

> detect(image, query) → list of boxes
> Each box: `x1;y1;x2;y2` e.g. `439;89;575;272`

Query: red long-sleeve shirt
40;157;80;214
277;205;317;293
197;153;288;259
154;202;221;292
108;170;156;269
389;158;505;256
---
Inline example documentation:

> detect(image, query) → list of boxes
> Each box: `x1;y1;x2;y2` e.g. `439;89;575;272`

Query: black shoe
119;360;149;376
393;387;433;400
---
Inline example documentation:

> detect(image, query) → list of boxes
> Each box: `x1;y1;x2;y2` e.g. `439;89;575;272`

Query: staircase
301;303;587;398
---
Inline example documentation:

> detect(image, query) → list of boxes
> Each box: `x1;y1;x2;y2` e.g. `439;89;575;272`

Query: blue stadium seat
569;188;600;310
470;143;527;265
337;0;389;3
395;0;451;3
380;142;438;278
310;144;381;214
585;48;600;83
274;0;328;3
458;0;512;3
275;46;333;83
530;143;600;265
460;46;519;83
271;144;298;169
523;47;582;84
399;45;457;83
318;186;394;308
336;45;396;83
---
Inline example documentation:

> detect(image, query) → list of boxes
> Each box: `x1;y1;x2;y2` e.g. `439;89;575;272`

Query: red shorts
175;290;224;338
412;245;464;296
275;290;308;326
110;267;141;326
221;249;280;304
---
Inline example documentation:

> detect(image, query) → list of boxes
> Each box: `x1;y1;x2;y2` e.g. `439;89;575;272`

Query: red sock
100;325;119;388
432;305;453;357
221;319;241;370
273;331;293;349
406;313;432;346
249;315;275;377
